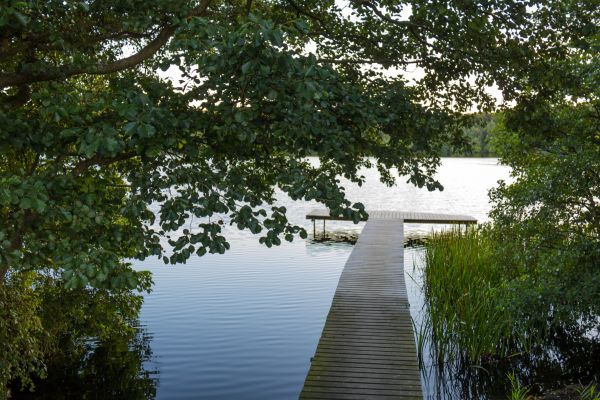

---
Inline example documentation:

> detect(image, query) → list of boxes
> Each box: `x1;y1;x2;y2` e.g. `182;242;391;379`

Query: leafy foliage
489;31;600;335
441;113;499;157
0;273;44;396
9;326;156;400
2;0;595;290
422;25;600;396
422;227;600;397
0;1;476;291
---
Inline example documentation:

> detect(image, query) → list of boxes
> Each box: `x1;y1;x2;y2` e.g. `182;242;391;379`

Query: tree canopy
1;0;597;291
489;28;600;333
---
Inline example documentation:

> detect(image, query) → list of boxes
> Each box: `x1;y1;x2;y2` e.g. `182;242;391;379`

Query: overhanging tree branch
318;57;422;65
355;1;420;29
72;151;138;177
0;0;211;89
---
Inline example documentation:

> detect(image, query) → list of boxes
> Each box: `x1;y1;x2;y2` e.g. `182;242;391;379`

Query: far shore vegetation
441;113;499;157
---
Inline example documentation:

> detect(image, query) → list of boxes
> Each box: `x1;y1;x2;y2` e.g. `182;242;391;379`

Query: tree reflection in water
4;276;158;400
420;324;600;399
11;324;157;400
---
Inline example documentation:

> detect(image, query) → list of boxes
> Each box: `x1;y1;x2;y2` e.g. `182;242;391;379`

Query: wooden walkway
300;209;476;400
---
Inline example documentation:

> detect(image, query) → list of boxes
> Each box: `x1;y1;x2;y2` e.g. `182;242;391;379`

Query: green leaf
234;111;244;123
13;11;29;26
294;20;309;33
19;197;32;209
124;122;137;135
241;61;252;74
32;198;46;213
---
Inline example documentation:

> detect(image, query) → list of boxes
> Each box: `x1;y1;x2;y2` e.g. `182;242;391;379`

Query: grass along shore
419;226;600;398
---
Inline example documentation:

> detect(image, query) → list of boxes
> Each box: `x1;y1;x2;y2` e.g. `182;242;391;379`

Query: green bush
0;274;45;398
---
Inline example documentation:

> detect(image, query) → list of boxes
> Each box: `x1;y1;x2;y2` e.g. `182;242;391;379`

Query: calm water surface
135;158;511;399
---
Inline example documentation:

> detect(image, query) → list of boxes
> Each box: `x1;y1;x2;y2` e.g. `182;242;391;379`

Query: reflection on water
11;326;157;400
138;239;353;400
417;326;600;399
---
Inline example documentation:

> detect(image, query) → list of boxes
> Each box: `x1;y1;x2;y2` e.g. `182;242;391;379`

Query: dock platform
300;209;477;399
305;209;477;224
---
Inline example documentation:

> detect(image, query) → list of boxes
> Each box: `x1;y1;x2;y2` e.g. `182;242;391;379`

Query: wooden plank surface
305;208;477;224
300;219;423;400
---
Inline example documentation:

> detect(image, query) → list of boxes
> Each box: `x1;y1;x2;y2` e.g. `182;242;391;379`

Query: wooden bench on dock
300;209;477;400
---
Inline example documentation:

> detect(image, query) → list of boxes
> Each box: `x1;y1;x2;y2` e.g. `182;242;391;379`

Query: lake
134;157;511;399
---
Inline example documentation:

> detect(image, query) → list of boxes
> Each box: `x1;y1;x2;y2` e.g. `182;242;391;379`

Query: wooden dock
300;209;477;400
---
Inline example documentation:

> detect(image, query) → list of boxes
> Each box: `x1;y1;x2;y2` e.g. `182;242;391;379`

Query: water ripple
134;158;510;399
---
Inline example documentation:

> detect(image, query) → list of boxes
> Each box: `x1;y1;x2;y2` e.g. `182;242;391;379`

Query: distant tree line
441;113;499;157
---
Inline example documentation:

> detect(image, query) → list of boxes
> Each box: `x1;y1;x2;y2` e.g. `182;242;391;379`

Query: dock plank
300;218;423;399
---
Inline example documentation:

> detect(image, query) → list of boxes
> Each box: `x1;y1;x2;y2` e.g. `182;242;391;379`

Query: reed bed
420;227;600;397
422;226;518;364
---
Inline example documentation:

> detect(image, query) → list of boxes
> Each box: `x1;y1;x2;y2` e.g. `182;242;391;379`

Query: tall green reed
580;383;600;400
507;372;531;400
422;226;519;364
